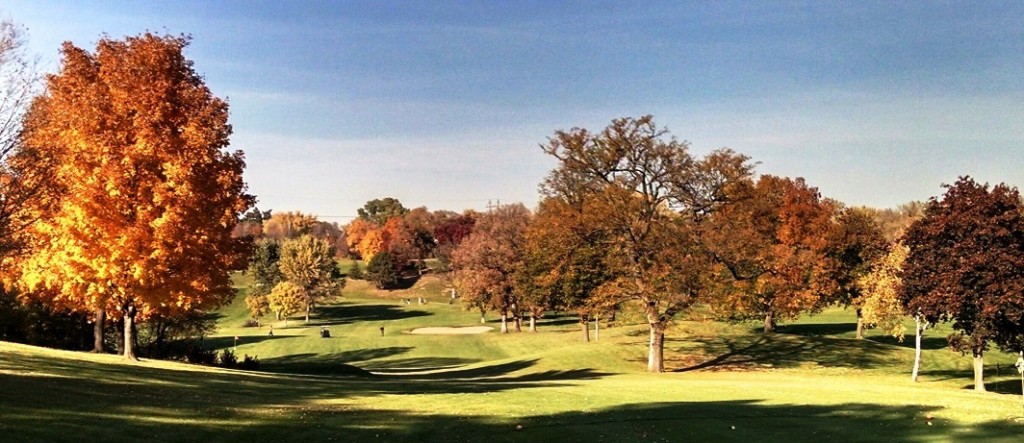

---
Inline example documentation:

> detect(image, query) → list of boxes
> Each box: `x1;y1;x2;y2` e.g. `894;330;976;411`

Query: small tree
347;261;364;280
278;235;344;323
859;242;929;382
900;177;1024;391
267;282;304;327
366;251;400;289
245;238;282;323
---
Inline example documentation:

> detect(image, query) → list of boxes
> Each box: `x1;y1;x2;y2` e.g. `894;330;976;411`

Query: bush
185;346;217;365
242;318;260;327
238;354;260;370
219;348;238;368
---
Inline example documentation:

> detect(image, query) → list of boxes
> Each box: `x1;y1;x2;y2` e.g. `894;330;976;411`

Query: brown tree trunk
529;313;536;332
973;350;986;392
500;309;508;333
123;304;138;361
911;316;924;383
763;311;775;334
92;306;106;353
648;322;665;372
855;308;864;340
580;315;590;343
115;319;124;355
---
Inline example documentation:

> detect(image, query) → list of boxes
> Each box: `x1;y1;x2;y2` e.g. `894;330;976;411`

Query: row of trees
446;116;1024;382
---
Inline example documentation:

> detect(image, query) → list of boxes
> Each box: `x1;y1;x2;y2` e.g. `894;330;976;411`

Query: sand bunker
409;326;493;335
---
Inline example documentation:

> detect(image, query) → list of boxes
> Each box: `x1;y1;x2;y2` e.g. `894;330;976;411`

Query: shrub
185;346;217;365
219;348;238;368
238;354;260;370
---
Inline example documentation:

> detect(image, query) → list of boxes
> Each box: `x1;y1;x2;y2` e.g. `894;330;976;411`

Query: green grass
2;275;1023;442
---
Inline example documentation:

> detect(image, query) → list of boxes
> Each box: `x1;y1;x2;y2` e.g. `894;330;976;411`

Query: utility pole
486;199;501;213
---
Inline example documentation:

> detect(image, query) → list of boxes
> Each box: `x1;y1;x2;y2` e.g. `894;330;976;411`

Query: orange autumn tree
705;175;836;333
344;218;379;259
13;33;253;360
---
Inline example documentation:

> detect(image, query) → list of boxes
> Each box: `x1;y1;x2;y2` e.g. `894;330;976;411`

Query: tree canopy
541;115;754;371
278;235;343;323
358;197;408;225
10;33;253;360
452;204;531;333
900;177;1024;391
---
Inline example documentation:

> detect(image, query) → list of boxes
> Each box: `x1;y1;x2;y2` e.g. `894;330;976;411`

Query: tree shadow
963;378;1024;395
539;317;582;327
202;334;279;349
866;334;949;350
673;333;901;372
6;368;1021;443
260;346;415;376
777;322;857;337
311;303;431;326
361;357;480;374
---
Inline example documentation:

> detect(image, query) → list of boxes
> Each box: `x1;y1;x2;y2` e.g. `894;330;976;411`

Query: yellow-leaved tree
11;33;253;360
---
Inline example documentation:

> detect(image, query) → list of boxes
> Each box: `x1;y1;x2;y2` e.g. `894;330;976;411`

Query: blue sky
4;1;1022;222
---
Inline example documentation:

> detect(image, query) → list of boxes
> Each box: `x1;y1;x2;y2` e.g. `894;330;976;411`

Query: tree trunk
973;350;986;392
855;308;864;340
763;311;775;334
529;313;536;332
595;315;599;341
512;302;522;332
122;304;138;361
648;322;665;372
115;319;124;355
305;301;310;323
580;315;590;343
500;309;508;333
92;306;106;353
911;316;924;383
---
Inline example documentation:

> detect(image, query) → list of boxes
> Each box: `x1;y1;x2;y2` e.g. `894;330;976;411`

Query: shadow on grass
673;332;901;372
311;303;431;326
3;362;1020;443
776;322;857;337
260;347;414;376
963;378;1024;395
202;335;279;350
866;334;949;351
361;357;480;374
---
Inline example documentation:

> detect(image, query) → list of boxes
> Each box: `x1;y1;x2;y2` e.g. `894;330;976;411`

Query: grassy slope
1;274;1023;442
